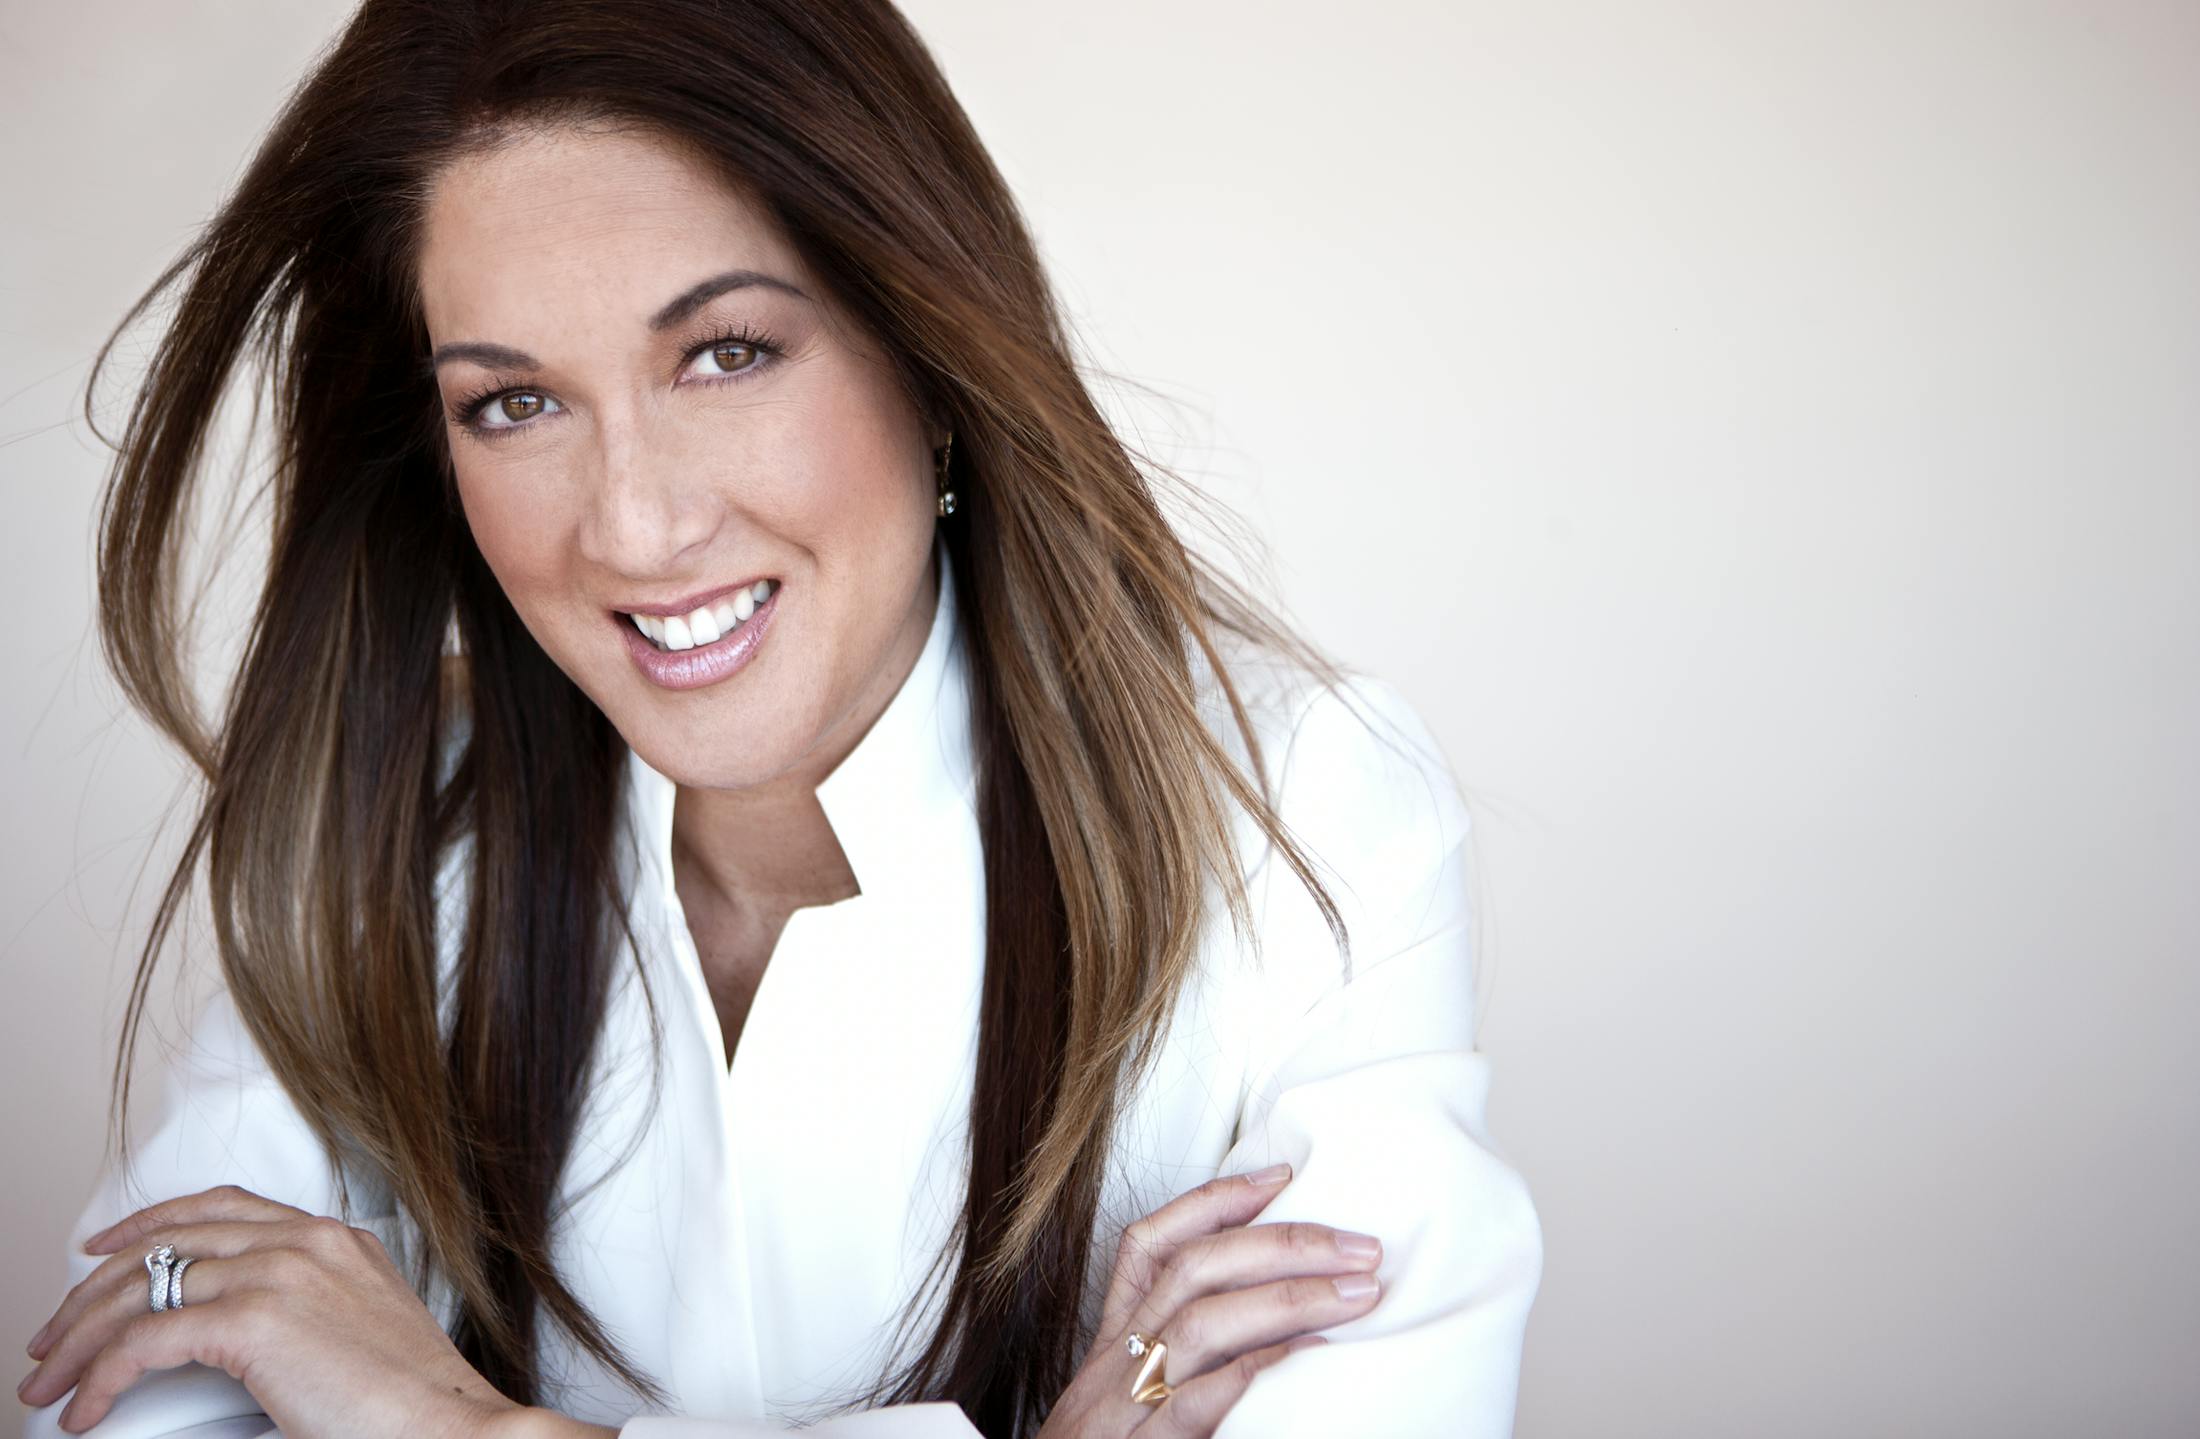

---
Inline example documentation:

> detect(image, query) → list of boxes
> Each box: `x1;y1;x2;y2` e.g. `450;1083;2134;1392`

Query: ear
919;398;954;453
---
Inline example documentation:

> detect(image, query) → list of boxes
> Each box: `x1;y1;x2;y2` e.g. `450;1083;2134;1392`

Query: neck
667;548;941;919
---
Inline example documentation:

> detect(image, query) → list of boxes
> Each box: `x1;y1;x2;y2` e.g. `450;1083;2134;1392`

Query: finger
1137;1270;1381;1386
1131;1334;1327;1439
18;1252;250;1412
30;1218;305;1364
1099;1165;1293;1336
57;1298;256;1434
1124;1219;1382;1338
82;1185;306;1256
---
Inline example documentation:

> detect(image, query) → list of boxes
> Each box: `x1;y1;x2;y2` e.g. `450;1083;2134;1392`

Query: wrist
483;1406;621;1439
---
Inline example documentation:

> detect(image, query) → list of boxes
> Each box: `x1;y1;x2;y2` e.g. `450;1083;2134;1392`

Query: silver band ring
167;1255;197;1309
145;1244;196;1313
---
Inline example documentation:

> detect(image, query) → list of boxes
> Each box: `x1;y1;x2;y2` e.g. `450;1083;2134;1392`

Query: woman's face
417;122;943;792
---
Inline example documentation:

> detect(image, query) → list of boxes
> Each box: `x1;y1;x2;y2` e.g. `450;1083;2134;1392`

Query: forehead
415;122;803;334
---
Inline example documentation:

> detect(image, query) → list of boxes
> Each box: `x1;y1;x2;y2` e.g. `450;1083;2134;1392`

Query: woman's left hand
17;1184;521;1439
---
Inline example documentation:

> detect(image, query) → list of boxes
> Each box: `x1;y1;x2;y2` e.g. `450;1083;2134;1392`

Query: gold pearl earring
935;431;958;518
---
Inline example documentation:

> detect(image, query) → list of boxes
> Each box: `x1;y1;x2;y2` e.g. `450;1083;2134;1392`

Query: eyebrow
428;269;810;372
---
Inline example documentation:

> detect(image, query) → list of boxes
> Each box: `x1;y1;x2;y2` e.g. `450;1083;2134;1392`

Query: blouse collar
622;537;978;911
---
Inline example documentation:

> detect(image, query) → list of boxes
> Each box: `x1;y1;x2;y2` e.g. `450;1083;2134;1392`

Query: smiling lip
616;581;780;691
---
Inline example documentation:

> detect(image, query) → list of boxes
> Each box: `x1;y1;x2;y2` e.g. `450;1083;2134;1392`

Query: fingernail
1336;1230;1381;1259
1246;1163;1291;1186
1332;1273;1380;1300
26;1322;48;1357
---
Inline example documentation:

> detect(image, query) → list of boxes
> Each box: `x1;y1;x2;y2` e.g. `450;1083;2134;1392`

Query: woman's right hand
1036;1162;1384;1438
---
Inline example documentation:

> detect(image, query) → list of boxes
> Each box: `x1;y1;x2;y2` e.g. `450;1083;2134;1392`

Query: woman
17;2;1541;1435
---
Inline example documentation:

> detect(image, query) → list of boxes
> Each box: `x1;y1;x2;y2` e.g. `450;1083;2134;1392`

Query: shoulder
1192;628;1475;977
1195;628;1471;878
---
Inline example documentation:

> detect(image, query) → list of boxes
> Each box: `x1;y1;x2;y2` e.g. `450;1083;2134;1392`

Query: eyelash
449;321;787;442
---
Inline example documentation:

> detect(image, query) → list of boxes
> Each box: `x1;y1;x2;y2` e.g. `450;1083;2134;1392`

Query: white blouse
27;548;1542;1439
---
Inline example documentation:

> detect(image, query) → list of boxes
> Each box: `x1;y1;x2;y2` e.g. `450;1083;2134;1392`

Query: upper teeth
631;579;776;651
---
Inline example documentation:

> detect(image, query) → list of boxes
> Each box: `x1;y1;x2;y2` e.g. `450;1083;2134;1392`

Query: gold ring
1125;1330;1172;1405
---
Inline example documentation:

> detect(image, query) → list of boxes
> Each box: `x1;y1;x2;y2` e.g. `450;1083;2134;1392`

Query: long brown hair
88;2;1348;1433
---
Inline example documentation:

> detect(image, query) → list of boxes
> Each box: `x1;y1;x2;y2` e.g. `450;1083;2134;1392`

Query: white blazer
27;548;1543;1439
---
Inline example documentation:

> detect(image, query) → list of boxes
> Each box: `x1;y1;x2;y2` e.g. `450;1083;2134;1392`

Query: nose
574;407;725;579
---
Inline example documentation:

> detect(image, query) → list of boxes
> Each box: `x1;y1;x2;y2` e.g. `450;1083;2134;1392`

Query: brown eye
704;342;758;374
461;387;562;435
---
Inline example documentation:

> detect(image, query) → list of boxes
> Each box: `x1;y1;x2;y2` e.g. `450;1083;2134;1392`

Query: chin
614;715;797;791
624;704;822;796
552;613;830;791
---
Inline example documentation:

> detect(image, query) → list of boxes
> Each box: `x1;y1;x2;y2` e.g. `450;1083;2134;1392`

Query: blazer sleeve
1209;673;1544;1439
22;983;379;1439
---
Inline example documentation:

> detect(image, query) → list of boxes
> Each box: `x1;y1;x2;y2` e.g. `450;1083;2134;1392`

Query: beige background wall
4;3;2195;1435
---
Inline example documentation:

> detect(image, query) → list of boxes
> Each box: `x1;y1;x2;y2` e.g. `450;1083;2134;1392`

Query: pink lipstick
615;578;780;691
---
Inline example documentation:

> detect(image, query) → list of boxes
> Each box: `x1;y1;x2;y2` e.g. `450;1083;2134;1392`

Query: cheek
781;404;930;563
452;467;583;633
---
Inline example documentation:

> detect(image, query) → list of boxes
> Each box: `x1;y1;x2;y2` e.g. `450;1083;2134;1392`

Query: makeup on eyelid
446;320;788;439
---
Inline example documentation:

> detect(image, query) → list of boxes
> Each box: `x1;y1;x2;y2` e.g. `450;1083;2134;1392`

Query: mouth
620;578;779;652
613;577;782;691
